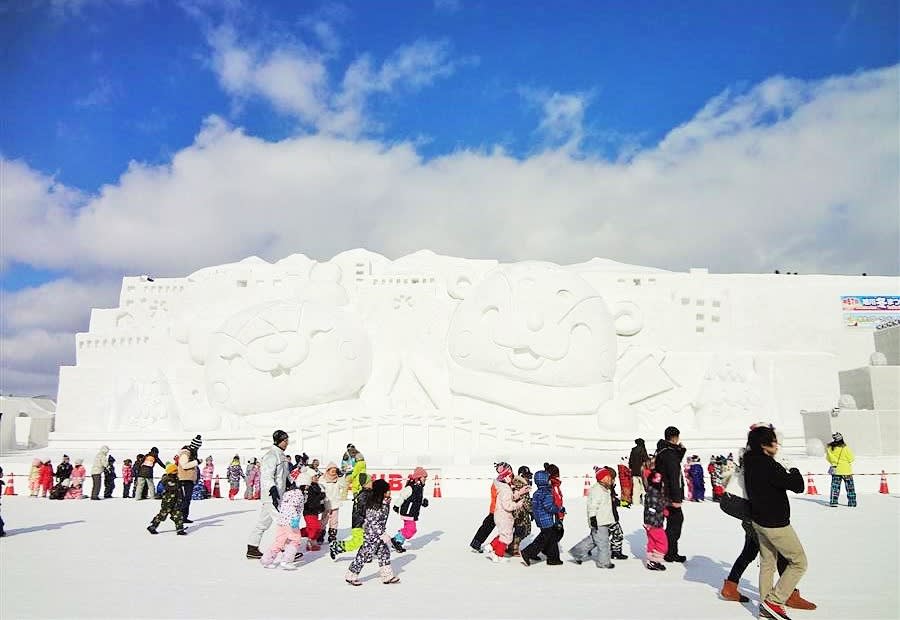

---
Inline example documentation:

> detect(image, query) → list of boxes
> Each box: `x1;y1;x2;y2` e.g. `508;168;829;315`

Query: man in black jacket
743;425;807;620
654;426;686;562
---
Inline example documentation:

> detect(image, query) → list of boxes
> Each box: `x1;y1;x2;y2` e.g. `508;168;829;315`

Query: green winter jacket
826;445;854;476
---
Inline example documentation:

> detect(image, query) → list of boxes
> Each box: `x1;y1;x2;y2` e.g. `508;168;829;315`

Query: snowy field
1;491;897;620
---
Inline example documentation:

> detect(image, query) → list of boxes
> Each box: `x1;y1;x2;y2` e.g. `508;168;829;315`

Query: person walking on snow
344;479;400;586
521;469;566;566
135;448;164;500
509;466;533;556
483;463;527;562
227;456;245;500
390;467;430;554
260;467;306;570
298;470;325;551
603;466;629;560
147;463;186;536
743;425;808;620
320;463;346;544
569;466;616;568
245;459;261;500
643;468;668;571
330;473;372;560
655;426;687;562
826;432;856;507
246;430;290;559
177;442;199;522
201;456;215;495
688;456;706;501
469;463;503;552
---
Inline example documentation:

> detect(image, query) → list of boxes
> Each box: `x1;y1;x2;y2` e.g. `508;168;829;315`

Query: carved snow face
448;264;620;387
205;300;372;415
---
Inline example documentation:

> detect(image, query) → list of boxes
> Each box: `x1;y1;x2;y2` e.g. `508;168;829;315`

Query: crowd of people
4;425;858;616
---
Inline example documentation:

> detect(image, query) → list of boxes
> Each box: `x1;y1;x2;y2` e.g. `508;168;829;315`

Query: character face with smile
447;263;640;414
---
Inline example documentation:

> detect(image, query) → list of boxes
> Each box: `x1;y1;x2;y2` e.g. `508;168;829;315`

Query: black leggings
727;520;788;583
666;505;683;556
470;514;495;550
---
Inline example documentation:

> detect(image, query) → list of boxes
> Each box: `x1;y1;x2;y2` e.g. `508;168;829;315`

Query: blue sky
1;0;898;395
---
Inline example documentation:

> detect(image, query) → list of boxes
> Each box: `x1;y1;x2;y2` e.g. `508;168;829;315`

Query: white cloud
207;26;465;136
434;0;461;13
75;77;115;107
2;65;898;395
521;89;593;151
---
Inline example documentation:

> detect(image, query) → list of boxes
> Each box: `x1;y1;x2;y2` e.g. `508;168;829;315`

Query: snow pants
752;522;807;606
150;497;184;531
394;517;417;543
349;536;391;574
728;520;788;583
90;474;102;500
261;525;302;567
632;475;645;505
470;513;495;550
341;527;364;553
300;514;321;542
830;475;856;507
608;521;624;554
569;526;611;566
248;501;279;547
644;525;667;564
133;477;155;500
229;483;239;500
617;465;633;504
522;526;561;562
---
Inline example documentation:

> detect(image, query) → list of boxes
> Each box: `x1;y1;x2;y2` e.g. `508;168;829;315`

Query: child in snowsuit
510;466;533;556
683;460;694;503
245;459;261;499
227;456;245;500
131;455;143;498
688;456;705;501
330;473;372;560
617;459;633;507
521;469;566;566
201;456;214;494
299;470;325;551
604;466;629;560
29;459;42;496
348;459;367;497
122;459;133;498
320;462;345;543
485;463;527;562
643;470;668;570
469;463;503;552
38;460;53;498
344;479;400;586
147;464;186;535
103;455;116;498
65;459;87;499
260;468;306;570
569;466;616;568
390;467;429;553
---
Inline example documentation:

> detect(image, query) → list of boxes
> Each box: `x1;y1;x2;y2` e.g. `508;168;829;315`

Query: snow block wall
53;249;898;461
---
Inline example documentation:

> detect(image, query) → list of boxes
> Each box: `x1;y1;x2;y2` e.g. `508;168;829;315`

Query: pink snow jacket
492;479;526;544
276;488;306;527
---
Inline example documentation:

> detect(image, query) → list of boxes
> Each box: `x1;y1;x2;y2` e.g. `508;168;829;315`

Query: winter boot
611;551;629;560
327;527;338;543
279;544;300;569
380;565;400;584
720;579;749;603
306;540;321;552
645;561;667;571
390;536;407;553
176;528;187;536
246;544;263;559
664;553;687;562
344;570;362;586
785;590;816;610
147;525;158;535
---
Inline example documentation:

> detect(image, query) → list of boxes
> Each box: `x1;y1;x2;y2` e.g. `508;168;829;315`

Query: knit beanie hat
495;462;513;483
832;432;844;443
594;466;612;485
409;467;428;481
165;463;177;474
190;435;202;452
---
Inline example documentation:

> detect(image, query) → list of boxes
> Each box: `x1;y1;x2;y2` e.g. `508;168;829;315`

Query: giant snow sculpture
53;250;897;461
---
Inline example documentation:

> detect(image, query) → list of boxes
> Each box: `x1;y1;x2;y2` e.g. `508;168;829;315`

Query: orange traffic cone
879;470;889;494
583;474;590;497
212;476;222;498
433;474;442;498
3;474;15;495
806;473;818;495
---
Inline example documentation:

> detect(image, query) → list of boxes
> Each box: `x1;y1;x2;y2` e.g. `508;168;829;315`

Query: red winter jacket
549;476;564;519
39;464;53;487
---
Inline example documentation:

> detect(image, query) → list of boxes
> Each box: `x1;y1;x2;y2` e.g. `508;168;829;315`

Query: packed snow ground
0;491;897;619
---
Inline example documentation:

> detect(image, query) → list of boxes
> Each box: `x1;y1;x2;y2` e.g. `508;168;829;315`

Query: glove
421;498;429;508
589;516;598;529
269;486;280;509
290;516;301;529
393;505;400;513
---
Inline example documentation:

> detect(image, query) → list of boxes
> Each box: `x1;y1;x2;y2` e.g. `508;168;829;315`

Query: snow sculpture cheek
448;265;641;414
204;300;372;415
